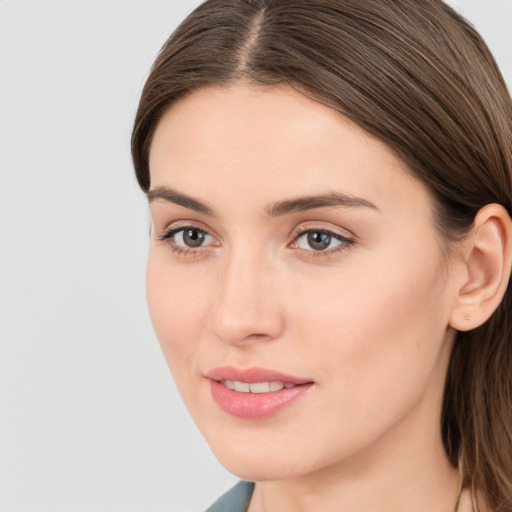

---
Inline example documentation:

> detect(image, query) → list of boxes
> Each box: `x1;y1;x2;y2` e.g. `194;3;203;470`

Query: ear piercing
465;315;471;321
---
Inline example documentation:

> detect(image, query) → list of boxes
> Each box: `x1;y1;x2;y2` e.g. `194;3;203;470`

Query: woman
131;1;512;511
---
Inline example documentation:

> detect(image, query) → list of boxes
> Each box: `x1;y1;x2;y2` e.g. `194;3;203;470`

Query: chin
215;451;304;482
202;428;325;482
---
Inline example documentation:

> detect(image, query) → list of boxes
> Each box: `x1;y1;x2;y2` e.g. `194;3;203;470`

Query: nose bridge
208;245;284;345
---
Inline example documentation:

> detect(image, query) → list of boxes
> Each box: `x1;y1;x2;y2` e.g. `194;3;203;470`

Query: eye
299;231;335;251
292;228;354;254
175;227;209;248
159;225;216;253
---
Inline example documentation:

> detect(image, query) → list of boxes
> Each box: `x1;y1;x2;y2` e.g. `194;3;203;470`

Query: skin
146;84;472;512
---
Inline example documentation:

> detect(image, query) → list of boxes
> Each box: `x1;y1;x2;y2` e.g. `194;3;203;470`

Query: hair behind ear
443;289;512;510
443;207;512;511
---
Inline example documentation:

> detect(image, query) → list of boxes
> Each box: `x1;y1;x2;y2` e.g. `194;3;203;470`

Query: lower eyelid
297;239;354;256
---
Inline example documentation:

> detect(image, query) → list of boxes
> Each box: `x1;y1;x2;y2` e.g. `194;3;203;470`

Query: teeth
247;382;269;393
234;381;250;392
224;380;236;390
222;380;291;393
270;382;285;391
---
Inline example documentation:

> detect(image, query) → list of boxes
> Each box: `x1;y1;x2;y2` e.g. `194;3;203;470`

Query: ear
450;203;512;331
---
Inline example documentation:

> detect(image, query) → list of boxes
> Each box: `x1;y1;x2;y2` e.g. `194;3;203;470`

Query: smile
206;367;314;419
221;380;296;393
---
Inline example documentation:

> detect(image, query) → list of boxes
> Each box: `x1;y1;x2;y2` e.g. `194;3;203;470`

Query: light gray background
0;1;511;511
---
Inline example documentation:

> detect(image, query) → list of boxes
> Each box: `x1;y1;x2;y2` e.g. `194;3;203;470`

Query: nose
207;251;285;346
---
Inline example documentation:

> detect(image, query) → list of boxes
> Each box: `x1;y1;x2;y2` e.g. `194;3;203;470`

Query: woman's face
146;84;460;481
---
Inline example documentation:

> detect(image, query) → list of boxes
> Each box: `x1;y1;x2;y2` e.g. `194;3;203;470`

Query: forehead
148;84;431;218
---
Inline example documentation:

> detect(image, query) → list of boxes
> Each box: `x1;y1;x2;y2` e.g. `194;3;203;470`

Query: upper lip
206;366;313;384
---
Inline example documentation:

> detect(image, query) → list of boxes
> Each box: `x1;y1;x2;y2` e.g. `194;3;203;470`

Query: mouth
220;380;297;393
206;366;314;419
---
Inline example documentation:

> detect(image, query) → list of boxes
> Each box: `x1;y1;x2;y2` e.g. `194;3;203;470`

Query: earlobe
449;204;512;332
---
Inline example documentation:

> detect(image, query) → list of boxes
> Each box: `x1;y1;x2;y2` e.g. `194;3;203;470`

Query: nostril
208;308;284;346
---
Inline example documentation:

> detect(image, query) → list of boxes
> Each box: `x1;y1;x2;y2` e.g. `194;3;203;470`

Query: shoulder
205;481;255;512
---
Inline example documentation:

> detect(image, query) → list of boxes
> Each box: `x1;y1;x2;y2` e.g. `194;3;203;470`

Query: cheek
145;250;211;378
267;254;451;465
287;250;449;409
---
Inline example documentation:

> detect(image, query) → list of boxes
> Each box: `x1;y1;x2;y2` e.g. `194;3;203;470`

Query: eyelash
158;225;213;257
157;224;355;258
291;227;355;257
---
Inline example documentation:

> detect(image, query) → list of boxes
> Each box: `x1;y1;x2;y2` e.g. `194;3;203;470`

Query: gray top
205;481;255;512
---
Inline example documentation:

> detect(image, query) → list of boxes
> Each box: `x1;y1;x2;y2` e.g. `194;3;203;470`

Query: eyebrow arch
267;192;380;217
147;186;379;217
147;186;214;216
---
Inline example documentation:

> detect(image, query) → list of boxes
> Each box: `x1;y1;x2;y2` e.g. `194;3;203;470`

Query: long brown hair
131;1;512;509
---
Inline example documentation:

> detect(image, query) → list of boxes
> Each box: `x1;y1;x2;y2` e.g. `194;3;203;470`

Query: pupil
183;229;205;248
308;231;331;251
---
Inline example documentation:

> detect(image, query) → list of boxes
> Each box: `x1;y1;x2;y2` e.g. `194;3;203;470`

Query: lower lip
209;380;313;419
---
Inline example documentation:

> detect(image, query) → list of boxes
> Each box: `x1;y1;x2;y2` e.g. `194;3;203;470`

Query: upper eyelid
159;220;218;238
291;222;356;241
294;227;351;238
159;226;208;240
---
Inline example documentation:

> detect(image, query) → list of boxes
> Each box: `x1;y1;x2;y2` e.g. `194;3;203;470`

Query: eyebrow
148;186;214;215
147;186;379;217
267;192;380;217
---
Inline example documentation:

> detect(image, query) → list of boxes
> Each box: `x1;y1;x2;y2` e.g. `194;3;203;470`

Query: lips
206;366;312;384
206;366;314;419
